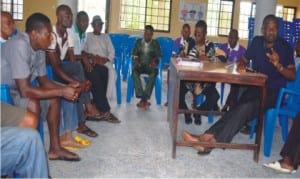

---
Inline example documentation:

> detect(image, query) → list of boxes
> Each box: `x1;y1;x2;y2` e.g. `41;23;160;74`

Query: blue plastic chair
195;94;214;124
251;64;300;157
122;35;142;81
156;37;174;66
126;59;162;105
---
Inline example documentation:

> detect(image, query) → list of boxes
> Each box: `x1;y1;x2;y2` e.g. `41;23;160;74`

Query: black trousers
85;64;110;112
280;112;300;168
205;86;278;143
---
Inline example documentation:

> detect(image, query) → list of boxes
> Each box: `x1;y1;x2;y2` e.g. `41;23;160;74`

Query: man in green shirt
132;25;162;108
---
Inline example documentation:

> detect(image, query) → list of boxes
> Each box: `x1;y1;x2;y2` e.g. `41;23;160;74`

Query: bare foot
182;130;200;142
48;147;80;161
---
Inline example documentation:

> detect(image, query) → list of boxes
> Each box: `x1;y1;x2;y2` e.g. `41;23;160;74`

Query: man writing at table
182;14;296;154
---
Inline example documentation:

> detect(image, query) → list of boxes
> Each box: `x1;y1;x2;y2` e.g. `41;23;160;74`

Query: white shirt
48;25;74;60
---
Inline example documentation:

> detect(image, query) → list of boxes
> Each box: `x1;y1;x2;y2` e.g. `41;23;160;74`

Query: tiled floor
44;70;299;178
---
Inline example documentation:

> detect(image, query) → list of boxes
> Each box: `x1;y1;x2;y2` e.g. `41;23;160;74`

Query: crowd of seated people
1;6;299;177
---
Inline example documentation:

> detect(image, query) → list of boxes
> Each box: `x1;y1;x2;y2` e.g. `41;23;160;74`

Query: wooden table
168;58;267;162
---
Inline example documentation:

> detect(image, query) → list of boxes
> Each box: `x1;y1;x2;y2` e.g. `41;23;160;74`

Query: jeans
54;61;90;124
59;99;78;135
1;127;49;178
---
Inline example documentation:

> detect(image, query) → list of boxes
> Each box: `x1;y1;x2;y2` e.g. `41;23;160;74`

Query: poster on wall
179;0;207;23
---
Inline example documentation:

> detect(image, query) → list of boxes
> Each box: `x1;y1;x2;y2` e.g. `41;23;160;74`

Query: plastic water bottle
248;59;253;70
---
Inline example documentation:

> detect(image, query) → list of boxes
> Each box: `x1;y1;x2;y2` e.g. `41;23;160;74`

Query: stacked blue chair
247;17;255;47
294;18;300;45
109;33;129;104
126;59;163;105
156;37;174;66
122;35;142;81
283;21;295;48
263;64;300;157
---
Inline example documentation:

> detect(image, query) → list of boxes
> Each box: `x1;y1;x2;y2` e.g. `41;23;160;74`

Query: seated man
182;15;296;154
132;25;162;109
47;5;101;138
1;12;81;161
1;127;49;178
82;15;120;123
219;29;246;112
264;112;300;174
0;11;14;44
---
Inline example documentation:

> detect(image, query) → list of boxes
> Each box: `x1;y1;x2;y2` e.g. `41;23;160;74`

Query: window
120;0;171;32
206;0;234;36
238;2;256;39
78;0;107;33
1;0;23;20
276;6;296;22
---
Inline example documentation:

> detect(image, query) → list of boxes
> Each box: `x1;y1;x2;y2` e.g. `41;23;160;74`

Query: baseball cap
92;15;104;24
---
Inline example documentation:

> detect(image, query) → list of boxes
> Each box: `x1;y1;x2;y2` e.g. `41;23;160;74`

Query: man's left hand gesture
266;48;280;68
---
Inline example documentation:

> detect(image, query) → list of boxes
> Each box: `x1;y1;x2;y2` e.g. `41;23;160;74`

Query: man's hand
61;83;80;101
237;58;247;73
149;59;157;69
133;57;139;67
266;48;280;67
78;80;91;92
93;55;108;65
82;56;94;72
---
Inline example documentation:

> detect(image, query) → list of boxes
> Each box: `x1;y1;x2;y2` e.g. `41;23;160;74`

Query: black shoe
240;125;252;135
193;114;202;125
185;115;192;125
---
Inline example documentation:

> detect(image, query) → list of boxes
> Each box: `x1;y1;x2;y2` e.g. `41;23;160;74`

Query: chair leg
126;75;134;103
279;115;289;142
38;117;44;143
263;109;276;157
220;83;225;105
155;77;162;105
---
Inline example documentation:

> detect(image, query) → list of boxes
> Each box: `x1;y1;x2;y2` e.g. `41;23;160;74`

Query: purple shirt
172;37;195;55
219;43;246;62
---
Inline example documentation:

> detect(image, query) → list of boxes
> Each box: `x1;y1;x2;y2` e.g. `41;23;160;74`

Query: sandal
86;112;110;122
77;125;98;137
106;113;121;123
74;135;91;146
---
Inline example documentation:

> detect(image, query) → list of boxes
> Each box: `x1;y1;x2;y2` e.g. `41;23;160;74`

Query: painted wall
15;0;57;31
16;0;300;47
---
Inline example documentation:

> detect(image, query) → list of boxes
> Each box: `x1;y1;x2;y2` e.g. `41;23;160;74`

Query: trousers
205;86;278;143
132;64;158;100
280;112;300;168
55;61;90;124
1;127;49;178
85;64;110;112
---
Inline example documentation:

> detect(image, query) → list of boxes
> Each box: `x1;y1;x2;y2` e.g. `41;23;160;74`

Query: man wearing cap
131;25;162;108
82;15;120;123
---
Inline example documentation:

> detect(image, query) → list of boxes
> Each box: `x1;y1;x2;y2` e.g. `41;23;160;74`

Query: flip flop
48;155;81;161
62;146;80;151
197;148;212;155
74;135;91;146
106;113;121;123
86;112;110;122
263;161;296;174
77;127;98;137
